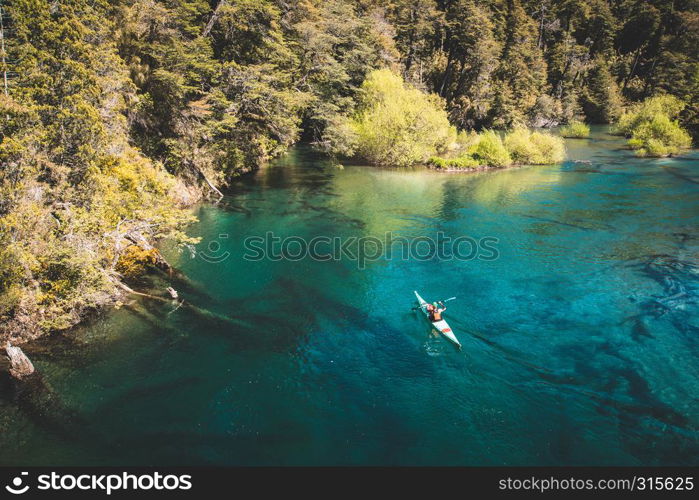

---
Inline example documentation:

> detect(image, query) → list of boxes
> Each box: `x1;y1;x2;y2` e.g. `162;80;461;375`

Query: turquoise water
1;129;698;465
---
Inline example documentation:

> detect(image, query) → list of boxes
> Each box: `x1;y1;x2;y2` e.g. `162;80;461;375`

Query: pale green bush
504;128;565;164
627;114;692;157
613;96;692;156
560;121;590;138
468;130;512;167
428;155;481;170
324;69;456;166
614;95;686;136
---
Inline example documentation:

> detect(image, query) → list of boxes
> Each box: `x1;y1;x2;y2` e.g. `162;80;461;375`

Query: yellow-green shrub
430;130;515;169
627;114;692;157
615;96;686;136
455;129;480;149
560;121;590;138
325;69;455;166
428;155;481;170
504;128;566;164
116;245;159;278
469;130;511;167
0;284;23;320
614;96;692;156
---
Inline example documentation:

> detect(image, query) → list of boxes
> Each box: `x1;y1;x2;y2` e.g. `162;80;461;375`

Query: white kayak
414;291;462;349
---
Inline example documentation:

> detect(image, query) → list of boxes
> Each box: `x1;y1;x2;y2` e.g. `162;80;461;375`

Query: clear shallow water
2;129;698;465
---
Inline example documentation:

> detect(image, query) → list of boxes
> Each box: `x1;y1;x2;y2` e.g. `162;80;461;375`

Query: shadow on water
663;166;699;185
518;213;615;231
0;371;102;455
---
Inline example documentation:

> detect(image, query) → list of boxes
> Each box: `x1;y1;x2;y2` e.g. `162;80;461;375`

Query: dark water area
1;128;698;465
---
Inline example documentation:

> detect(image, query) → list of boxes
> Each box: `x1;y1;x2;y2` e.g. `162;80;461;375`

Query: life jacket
431;310;442;321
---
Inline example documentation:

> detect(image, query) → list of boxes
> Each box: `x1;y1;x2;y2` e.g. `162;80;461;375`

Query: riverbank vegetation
560;122;591;139
505;129;566;165
0;0;395;341
327;69;567;169
614;96;693;156
325;69;455;167
1;0;697;342
427;128;565;170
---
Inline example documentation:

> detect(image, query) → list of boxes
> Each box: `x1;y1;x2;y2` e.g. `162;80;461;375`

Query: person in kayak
427;302;446;322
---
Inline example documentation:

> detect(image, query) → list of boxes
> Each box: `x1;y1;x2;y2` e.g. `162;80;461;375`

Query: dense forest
1;0;697;342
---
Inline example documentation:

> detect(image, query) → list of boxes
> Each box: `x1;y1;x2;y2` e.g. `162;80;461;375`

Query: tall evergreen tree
490;0;547;127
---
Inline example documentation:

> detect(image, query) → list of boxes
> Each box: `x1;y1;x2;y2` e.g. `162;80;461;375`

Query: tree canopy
386;0;697;134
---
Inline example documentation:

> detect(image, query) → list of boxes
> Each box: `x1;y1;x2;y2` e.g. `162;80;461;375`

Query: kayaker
430;302;446;322
425;303;435;320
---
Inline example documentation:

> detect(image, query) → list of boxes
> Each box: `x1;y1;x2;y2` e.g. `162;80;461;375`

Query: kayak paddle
411;296;456;310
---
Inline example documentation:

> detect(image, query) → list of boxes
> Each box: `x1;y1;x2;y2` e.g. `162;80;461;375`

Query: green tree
490;0;548;128
325;69;455;166
581;57;623;123
439;0;501;129
292;0;396;143
0;0;197;339
388;0;441;82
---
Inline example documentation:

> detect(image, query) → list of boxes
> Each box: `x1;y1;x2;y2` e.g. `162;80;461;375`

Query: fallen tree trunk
187;161;223;200
199;169;224;199
113;279;247;328
113;280;171;303
4;342;35;379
